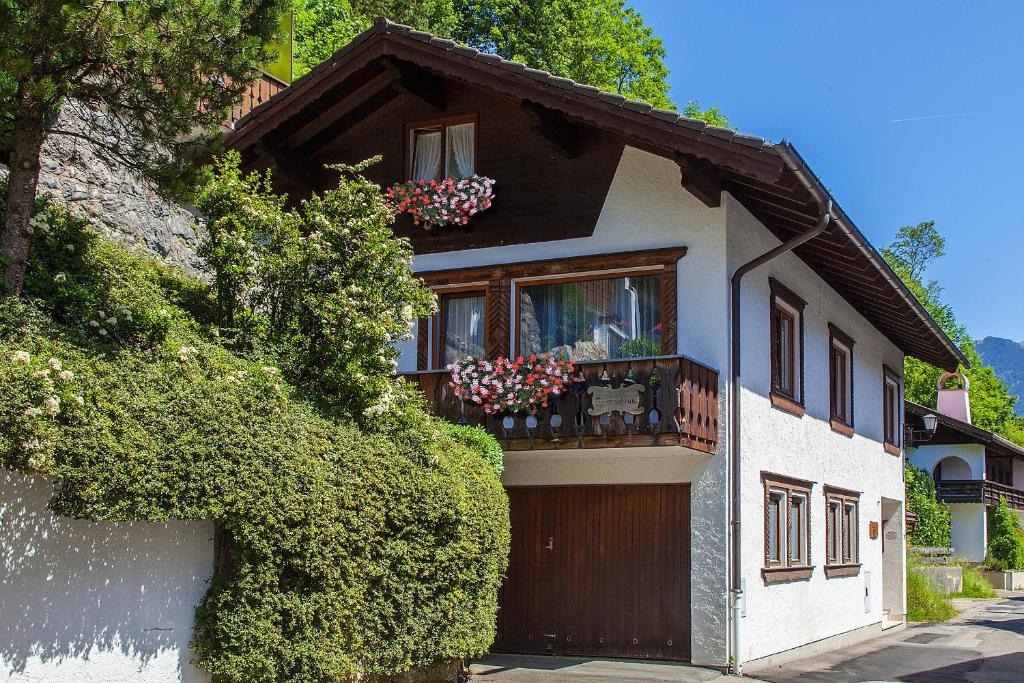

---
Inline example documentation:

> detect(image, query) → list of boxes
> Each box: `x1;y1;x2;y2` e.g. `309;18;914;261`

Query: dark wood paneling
496;485;691;660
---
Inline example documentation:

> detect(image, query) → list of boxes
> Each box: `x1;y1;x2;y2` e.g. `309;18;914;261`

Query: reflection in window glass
518;275;661;361
441;295;485;365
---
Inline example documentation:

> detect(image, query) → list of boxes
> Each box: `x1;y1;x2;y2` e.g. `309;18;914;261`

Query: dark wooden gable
236;57;625;253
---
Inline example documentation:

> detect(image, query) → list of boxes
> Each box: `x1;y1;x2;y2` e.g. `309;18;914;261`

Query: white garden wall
1;471;214;683
726;195;907;663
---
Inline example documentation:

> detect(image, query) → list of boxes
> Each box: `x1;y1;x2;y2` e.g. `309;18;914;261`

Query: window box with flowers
387;176;495;230
448;353;574;418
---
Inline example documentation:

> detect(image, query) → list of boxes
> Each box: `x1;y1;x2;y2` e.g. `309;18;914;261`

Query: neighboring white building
225;20;967;672
906;375;1024;562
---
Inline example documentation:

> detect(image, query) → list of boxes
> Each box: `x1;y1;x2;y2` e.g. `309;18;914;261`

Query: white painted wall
907;443;986;481
950;504;988;562
1;471;214;683
726;195;907;663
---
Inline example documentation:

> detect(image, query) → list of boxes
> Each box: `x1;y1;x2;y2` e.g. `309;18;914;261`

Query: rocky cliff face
1;107;204;277
978;336;1024;416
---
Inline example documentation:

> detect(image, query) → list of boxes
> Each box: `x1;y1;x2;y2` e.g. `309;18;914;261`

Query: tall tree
294;0;674;109
0;0;287;295
883;222;1021;440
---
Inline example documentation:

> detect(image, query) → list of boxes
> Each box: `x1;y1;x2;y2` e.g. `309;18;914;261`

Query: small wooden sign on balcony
587;383;646;416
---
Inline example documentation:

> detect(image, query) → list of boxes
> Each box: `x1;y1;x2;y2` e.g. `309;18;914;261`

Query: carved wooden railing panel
403;355;719;453
230;72;289;125
936;479;1024;510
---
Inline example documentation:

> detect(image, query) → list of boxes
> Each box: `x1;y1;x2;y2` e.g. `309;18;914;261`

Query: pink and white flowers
387;175;495;230
448;353;574;415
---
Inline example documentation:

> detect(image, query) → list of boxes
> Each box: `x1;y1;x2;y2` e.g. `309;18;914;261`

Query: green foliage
294;0;674;108
951;562;997;598
619;337;661;358
906;565;958;621
442;422;504;476
986;496;1024;571
883;223;1020;441
682;100;732;128
1;193;510;681
194;151;436;422
905;463;951;547
0;0;286;171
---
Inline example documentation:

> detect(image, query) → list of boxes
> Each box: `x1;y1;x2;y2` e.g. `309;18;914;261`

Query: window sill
762;566;814;584
770;392;805;417
830;418;854;438
884;443;901;456
824;563;861;578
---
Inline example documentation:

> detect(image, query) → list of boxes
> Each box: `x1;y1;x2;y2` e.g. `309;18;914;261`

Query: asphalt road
750;594;1024;682
471;594;1024;682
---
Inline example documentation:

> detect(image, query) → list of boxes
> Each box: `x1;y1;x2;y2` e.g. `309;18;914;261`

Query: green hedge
0;198;509;681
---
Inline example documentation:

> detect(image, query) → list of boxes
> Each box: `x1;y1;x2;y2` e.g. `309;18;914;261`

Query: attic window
409;117;476;182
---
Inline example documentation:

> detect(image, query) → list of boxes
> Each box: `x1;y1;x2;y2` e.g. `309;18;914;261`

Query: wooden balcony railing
403;355;719;454
936;479;1024;510
230;72;289;126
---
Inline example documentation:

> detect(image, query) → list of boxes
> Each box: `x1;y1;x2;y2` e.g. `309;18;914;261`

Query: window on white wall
769;278;806;416
825;486;861;577
762;473;813;583
829;323;855;435
883;365;902;455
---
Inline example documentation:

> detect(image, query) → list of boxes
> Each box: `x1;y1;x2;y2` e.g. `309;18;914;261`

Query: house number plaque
587;383;646;416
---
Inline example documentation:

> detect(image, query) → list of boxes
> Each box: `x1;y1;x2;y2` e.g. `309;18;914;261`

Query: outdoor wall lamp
905;413;938;447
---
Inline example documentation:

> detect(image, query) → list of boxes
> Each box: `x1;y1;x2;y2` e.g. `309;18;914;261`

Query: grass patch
950;564;998;598
907;566;958;622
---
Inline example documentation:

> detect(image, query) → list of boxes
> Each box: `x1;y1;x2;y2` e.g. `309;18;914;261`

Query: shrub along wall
0;189;509;682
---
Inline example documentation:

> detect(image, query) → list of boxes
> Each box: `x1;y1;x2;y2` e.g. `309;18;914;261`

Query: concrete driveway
749;593;1024;682
472;593;1024;682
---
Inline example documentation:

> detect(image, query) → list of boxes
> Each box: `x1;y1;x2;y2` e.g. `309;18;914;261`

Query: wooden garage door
495;484;691;660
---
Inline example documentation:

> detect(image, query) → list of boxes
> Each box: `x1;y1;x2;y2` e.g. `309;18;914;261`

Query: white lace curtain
412;130;442;181
446;123;475;179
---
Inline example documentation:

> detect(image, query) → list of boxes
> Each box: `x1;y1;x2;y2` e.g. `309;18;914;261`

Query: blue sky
631;0;1023;342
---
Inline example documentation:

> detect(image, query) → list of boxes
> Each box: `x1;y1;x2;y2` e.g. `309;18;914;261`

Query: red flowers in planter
448;354;574;415
387;175;495;229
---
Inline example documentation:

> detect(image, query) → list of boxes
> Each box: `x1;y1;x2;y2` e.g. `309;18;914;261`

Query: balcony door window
517;273;661;362
409;118;476;182
437;291;486;367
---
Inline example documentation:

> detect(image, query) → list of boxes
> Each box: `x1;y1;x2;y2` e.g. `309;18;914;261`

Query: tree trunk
1;114;46;296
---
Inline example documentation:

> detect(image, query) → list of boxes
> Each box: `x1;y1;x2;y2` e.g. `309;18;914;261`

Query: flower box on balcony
387;175;495;230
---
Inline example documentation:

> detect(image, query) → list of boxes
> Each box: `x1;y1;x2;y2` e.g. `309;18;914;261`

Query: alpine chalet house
906;374;1024;562
226;19;966;672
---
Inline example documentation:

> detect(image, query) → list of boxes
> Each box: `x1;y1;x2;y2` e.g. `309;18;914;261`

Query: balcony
935;480;1024;510
403;355;719;454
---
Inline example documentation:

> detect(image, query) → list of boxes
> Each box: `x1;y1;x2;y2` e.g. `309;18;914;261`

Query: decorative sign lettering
587;383;646;416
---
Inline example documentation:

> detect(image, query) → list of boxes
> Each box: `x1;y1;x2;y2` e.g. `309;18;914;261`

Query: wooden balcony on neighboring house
230;72;289;126
935;479;1024;510
403;355;719;454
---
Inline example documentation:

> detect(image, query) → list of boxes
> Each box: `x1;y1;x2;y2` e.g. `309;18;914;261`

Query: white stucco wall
949;504;988;562
726;195;907;663
907;443;986;481
1;471;214;683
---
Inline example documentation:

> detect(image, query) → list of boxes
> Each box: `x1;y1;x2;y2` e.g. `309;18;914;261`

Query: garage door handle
545;536;554;550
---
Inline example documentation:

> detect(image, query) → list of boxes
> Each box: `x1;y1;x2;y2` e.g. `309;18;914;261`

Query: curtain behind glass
518;275;661;361
446;123;475;178
412;130;442;181
442;295;484;365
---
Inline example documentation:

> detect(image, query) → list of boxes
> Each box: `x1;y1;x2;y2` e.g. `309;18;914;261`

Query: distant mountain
978;337;1024;416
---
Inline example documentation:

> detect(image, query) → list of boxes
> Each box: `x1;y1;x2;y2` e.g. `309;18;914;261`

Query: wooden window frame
405;114;479;181
882;365;902;456
416;247;687;365
513;268;667;361
829;323;855;436
824;485;861;577
769;279;806;417
432;285;489;370
762;472;814;584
